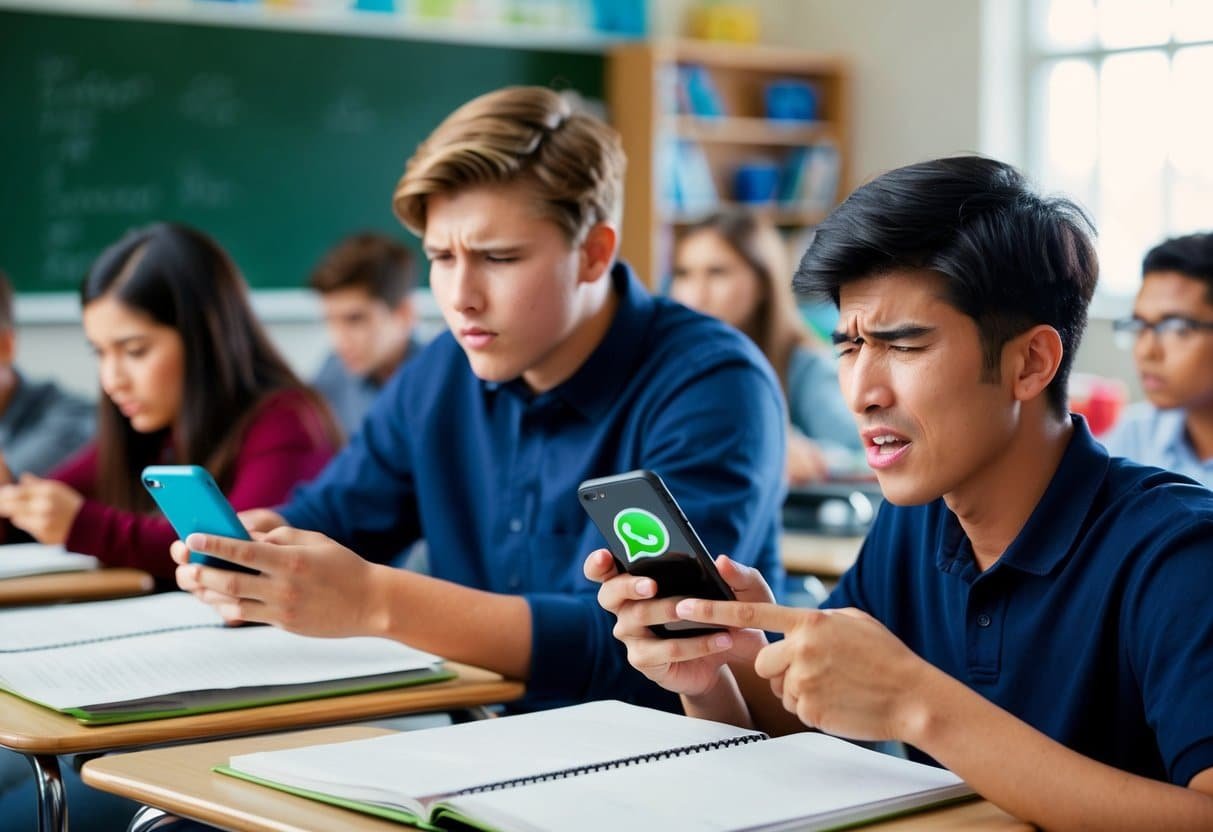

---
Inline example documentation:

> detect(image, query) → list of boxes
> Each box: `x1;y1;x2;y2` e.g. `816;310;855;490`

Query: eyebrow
831;324;936;344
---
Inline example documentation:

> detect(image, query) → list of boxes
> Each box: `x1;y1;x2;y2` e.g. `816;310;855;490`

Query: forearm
368;565;532;680
906;669;1213;830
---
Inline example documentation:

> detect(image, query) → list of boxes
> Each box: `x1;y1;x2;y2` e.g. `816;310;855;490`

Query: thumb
715;555;774;603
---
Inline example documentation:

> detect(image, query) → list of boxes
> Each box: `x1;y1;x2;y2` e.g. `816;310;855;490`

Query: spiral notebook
218;700;973;831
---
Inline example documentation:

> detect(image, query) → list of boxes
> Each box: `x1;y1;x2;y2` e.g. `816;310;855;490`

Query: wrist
362;563;401;638
893;661;951;748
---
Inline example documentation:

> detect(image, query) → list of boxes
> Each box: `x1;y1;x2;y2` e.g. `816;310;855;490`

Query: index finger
674;598;806;633
185;533;287;573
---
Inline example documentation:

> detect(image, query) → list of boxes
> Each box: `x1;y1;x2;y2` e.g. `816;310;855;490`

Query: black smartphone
578;469;734;638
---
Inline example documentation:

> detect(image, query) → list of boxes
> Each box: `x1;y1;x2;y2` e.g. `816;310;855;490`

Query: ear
1004;325;1064;404
577;223;618;285
0;329;15;366
391;297;417;329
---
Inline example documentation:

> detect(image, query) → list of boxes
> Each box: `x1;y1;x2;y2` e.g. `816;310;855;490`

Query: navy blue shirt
282;262;787;712
824;416;1213;786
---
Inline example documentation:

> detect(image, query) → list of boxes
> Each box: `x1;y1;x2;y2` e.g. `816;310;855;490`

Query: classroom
1;1;1211;830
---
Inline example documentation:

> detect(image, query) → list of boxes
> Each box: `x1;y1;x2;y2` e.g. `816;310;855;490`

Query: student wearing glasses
1104;232;1213;487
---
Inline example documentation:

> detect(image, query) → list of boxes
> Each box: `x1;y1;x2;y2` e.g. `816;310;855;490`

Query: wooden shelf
669;116;832;146
658;39;848;75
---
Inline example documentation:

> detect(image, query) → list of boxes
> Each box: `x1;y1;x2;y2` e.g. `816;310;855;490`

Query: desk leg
26;754;67;832
128;806;178;831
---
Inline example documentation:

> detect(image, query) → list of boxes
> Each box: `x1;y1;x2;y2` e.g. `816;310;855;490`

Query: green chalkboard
0;10;604;293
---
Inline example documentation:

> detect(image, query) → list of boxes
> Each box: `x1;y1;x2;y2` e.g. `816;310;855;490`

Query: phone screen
579;470;734;638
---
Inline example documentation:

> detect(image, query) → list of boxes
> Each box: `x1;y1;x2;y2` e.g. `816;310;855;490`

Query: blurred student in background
310;232;421;437
1104;231;1213;487
0;270;94;477
0;222;339;577
670;208;860;484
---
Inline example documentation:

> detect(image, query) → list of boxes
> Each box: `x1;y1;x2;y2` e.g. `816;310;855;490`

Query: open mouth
864;431;912;469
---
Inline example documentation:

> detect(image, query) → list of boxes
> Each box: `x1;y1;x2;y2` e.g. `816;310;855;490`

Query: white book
0;543;99;580
0;593;449;723
221;700;973;831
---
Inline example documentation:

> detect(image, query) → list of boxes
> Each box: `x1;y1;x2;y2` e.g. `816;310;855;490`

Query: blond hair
393;86;625;244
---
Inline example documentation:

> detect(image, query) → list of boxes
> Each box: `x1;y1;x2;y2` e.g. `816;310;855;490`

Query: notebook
0;592;451;724
0;543;99;580
219;700;973;832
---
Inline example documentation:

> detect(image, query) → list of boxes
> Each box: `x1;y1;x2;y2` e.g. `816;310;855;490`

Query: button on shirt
1101;402;1213;488
282;262;787;712
824;416;1213;786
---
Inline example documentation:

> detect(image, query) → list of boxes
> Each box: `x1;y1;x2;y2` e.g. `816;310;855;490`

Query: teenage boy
174;86;786;712
1103;232;1213;486
0;269;94;480
589;157;1213;829
309;232;422;437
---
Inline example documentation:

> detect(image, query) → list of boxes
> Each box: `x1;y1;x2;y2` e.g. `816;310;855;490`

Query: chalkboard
0;10;604;293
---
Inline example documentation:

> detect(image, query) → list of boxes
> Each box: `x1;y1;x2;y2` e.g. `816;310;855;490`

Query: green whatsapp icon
613;508;670;563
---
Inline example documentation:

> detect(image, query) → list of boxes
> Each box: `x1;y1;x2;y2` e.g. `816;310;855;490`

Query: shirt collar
935;415;1109;578
482;261;656;421
995;414;1110;576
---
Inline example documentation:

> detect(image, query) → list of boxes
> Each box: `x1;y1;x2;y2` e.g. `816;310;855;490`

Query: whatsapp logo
613;508;669;562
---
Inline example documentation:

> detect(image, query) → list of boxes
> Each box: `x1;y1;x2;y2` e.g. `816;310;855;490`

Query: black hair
1142;232;1213;304
81;222;337;511
793;156;1098;415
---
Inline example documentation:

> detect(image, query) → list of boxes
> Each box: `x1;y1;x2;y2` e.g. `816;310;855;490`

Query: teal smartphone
141;465;258;574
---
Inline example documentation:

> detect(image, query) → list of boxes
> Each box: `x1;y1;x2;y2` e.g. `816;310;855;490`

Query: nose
1134;327;1163;362
445;256;484;315
842;347;894;415
98;354;128;397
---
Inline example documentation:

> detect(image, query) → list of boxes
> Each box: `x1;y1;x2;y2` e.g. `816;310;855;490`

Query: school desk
0;662;523;832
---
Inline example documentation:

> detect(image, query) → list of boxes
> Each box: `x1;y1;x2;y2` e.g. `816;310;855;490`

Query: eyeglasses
1112;315;1213;350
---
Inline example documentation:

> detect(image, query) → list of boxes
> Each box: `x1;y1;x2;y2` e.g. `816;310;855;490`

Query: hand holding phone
142;465;258;574
578;470;734;638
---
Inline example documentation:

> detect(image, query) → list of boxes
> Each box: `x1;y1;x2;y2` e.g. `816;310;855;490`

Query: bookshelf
608;41;851;288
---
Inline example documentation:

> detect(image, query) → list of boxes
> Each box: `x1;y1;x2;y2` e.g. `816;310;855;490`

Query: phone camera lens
144;478;162;489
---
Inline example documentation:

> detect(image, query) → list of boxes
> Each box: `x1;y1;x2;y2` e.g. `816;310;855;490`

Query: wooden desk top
0;568;154;606
0;662;523;756
781;531;864;577
83;725;1032;832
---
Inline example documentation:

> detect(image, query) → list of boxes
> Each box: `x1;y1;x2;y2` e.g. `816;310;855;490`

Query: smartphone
141;465;258;574
578;469;734;638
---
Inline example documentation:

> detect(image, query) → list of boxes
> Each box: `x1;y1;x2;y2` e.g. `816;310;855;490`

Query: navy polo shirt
824;416;1213;785
282;262;787;712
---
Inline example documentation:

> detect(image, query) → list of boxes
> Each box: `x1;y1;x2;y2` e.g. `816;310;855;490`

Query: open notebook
219;700;973;832
0;592;451;724
0;543;99;580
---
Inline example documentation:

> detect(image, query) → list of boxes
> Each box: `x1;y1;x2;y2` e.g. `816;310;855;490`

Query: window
1029;0;1213;296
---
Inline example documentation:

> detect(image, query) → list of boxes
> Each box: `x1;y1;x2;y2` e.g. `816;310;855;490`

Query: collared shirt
1101;402;1213;488
312;337;422;439
824;416;1213;786
0;372;94;477
282;262;787;712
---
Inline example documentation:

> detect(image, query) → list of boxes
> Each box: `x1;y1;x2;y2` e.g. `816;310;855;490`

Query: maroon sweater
52;389;337;578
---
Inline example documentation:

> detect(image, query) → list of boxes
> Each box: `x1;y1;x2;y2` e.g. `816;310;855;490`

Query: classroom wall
14;0;1139;401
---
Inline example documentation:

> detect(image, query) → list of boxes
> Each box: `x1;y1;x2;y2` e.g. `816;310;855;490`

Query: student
0;223;339;577
588;157;1213;828
670;208;860;484
0;269;95;479
1102;232;1213;487
309;232;422;437
172;86;786;713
